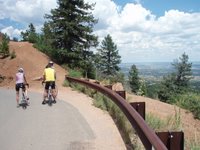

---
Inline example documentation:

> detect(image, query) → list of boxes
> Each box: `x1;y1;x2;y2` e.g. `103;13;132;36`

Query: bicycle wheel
48;95;53;106
21;92;27;109
55;85;58;97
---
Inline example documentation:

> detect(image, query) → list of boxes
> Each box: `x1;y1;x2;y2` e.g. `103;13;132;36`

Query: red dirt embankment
0;41;67;88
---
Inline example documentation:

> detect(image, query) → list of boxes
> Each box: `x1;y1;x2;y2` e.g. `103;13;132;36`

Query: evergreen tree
137;79;147;96
172;52;193;91
128;64;140;93
158;53;193;102
0;33;10;58
36;22;56;56
97;34;121;76
44;0;98;65
158;73;177;102
21;23;38;43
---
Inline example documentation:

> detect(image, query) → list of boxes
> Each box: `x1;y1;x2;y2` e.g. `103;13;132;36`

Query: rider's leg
15;84;20;107
24;86;29;100
52;89;57;103
16;91;19;106
42;89;48;104
22;88;29;105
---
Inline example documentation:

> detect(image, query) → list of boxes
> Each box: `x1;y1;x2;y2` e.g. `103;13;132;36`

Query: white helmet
18;67;24;72
49;61;54;65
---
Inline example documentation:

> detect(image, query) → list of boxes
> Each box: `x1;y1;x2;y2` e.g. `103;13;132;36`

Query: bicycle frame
42;81;57;106
19;84;29;109
47;84;53;106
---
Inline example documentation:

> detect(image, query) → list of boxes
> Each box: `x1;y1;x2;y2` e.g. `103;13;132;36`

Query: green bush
0;38;9;58
68;69;83;78
175;93;200;119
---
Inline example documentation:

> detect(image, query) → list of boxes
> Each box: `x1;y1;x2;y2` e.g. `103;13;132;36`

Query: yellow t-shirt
44;68;55;81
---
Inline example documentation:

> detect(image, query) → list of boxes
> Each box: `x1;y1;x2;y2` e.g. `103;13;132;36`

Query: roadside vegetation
0;33;16;59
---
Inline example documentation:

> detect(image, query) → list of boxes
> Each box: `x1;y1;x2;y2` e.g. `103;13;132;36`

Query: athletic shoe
42;100;46;105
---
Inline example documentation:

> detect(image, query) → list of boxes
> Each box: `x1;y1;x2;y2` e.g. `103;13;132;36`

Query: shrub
175;93;200;119
68;69;83;78
0;38;9;58
10;51;16;59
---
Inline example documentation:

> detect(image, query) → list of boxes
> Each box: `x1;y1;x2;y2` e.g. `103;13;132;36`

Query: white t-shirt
16;72;24;84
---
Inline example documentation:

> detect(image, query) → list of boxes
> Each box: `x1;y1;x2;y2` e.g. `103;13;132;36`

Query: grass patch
146;107;182;132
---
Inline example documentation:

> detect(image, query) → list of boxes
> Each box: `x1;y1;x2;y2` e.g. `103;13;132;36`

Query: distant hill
120;62;200;77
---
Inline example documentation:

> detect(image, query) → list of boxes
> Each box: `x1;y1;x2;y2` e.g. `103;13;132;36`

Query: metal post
130;102;145;120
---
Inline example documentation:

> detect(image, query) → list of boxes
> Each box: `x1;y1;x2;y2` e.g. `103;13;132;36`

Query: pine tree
44;0;98;65
21;23;38;43
172;52;193;91
128;64;140;93
0;33;10;58
97;34;121;76
158;53;193;102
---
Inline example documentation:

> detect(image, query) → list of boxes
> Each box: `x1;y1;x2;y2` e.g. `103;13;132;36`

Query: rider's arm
42;70;46;83
23;74;28;84
54;71;56;80
15;74;18;82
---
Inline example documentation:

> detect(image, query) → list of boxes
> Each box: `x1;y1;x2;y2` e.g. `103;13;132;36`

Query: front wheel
48;95;53;106
54;85;58;97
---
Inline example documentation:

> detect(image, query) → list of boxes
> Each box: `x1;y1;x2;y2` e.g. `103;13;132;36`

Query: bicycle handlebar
25;83;29;88
42;81;45;85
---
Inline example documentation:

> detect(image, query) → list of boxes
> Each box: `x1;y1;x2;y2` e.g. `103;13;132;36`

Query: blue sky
114;0;200;16
0;0;200;63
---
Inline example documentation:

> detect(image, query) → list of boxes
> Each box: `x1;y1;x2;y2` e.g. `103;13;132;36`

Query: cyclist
42;61;57;104
15;68;29;107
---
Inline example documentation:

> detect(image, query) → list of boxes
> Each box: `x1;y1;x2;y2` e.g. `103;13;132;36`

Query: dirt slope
0;41;67;88
1;41;200;148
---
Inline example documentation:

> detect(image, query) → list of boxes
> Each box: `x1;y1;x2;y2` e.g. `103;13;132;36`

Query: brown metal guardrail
66;76;167;150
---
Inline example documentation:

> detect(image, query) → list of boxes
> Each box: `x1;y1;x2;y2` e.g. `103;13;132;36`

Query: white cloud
1;0;200;62
1;26;22;39
0;0;57;25
86;0;200;62
0;0;57;39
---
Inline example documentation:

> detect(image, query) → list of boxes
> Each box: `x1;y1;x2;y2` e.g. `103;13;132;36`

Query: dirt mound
0;41;67;89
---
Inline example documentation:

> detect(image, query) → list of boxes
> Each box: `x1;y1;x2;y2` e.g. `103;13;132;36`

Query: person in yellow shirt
42;61;57;104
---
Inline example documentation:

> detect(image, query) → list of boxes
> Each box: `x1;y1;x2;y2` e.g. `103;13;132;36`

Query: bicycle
42;81;58;106
19;83;29;109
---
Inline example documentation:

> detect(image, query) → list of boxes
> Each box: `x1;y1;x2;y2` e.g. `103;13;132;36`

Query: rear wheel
48;94;53;106
55;85;58;97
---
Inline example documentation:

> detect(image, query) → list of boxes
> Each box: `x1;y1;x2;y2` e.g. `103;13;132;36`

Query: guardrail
66;76;167;150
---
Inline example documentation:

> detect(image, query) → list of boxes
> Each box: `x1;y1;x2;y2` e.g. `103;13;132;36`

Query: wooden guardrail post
104;85;112;89
115;90;126;99
130;102;145;120
156;131;184;150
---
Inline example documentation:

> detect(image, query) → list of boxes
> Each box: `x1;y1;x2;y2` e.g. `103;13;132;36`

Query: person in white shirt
15;68;28;107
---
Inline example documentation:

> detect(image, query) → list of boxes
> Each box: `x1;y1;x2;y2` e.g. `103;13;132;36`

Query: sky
0;0;200;63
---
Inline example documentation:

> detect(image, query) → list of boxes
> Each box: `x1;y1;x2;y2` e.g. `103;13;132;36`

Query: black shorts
16;83;25;92
45;81;55;90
